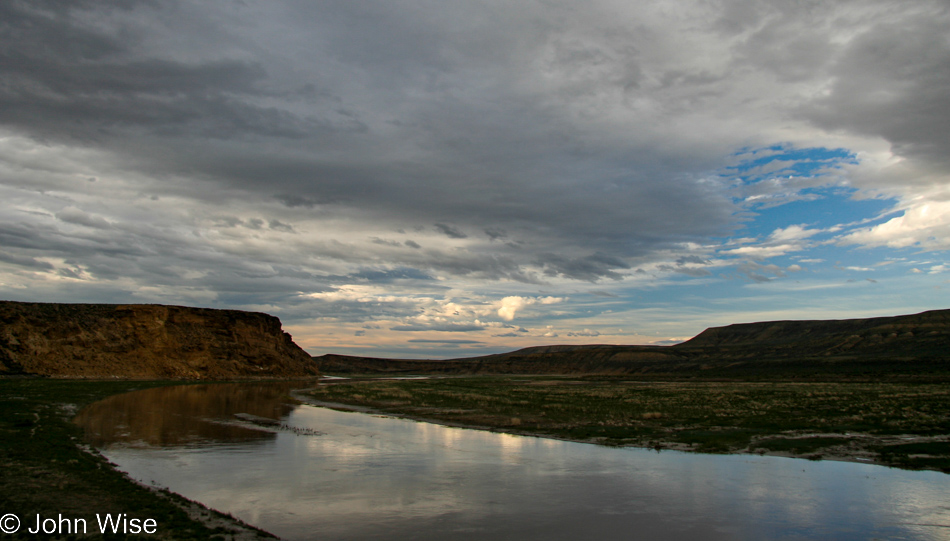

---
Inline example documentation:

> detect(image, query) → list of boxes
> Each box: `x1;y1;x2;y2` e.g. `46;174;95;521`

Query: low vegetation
305;376;950;472
0;379;277;540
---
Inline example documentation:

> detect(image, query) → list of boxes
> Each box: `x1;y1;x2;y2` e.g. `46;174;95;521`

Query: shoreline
292;384;950;473
86;447;280;541
292;393;883;467
7;377;942;541
1;379;283;541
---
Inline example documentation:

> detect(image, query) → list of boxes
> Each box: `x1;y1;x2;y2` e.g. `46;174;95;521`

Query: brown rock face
0;301;319;379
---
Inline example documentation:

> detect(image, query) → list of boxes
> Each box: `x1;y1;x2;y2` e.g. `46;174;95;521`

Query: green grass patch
306;376;950;471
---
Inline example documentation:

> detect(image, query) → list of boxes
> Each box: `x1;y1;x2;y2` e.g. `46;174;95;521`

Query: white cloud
496;295;565;321
721;243;803;259
496;297;528;321
769;225;820;242
837;196;950;250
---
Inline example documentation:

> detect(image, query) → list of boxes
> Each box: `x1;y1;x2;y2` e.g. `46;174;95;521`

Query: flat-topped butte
0;301;319;379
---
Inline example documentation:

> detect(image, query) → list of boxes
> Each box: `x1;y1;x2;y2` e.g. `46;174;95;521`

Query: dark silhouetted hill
313;309;950;379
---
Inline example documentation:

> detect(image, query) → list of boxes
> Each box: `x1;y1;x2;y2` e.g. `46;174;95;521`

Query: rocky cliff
0;301;319;379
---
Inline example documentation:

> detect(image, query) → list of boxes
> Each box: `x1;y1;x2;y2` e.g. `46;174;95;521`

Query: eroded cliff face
0;301;319;379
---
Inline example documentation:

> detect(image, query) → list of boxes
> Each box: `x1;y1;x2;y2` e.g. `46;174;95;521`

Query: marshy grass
306;376;950;471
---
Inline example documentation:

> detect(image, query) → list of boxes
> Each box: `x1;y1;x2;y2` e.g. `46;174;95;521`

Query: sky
1;0;949;358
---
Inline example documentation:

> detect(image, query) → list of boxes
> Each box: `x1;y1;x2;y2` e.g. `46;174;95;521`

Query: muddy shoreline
293;393;888;468
294;378;950;473
0;379;283;540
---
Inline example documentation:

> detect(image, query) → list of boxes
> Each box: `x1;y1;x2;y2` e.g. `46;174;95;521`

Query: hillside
0;301;319;379
313;309;950;379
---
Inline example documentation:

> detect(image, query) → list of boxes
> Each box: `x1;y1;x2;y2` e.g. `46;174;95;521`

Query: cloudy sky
2;0;949;358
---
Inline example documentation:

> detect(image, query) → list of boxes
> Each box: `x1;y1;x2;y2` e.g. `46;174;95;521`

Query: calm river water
74;382;950;540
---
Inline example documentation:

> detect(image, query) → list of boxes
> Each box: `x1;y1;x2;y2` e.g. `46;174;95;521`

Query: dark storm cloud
801;8;950;172
660;255;713;277
0;250;53;270
421;252;536;283
2;0;949;344
268;220;294;233
370;237;403;247
275;195;323;208
484;228;507;241
0;0;740;272
348;268;433;282
434;224;467;239
0;0;358;147
536;252;631;282
0;211;337;305
0;220;148;261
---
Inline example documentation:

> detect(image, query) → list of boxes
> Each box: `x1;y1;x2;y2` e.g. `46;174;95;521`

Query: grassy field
0;379;277;540
304;376;950;472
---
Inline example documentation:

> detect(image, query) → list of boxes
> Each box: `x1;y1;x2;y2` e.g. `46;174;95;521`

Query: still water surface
75;382;950;540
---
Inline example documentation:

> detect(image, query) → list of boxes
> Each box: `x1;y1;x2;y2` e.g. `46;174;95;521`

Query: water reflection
77;383;950;541
74;381;304;447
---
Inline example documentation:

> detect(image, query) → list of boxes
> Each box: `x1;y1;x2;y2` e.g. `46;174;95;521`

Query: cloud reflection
83;385;950;540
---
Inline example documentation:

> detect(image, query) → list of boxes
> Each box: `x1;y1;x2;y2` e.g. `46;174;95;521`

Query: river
74;382;950;540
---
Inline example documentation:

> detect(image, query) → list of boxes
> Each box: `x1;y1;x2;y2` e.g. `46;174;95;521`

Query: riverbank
0;378;280;540
301;375;950;473
4;375;947;541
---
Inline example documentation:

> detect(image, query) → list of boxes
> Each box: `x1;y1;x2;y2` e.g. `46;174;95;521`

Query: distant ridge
0;301;319;379
313;309;950;379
